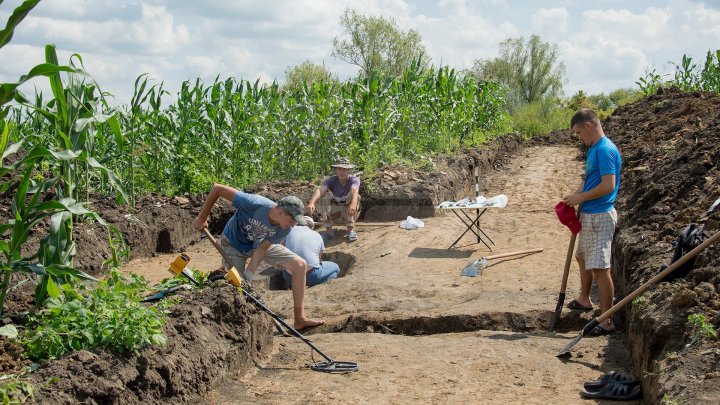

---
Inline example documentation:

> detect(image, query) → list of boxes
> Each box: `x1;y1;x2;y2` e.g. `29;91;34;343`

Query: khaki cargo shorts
575;209;618;270
219;235;299;270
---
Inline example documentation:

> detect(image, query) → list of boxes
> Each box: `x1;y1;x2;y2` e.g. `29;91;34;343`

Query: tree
468;35;566;108
283;60;336;92
331;9;426;78
568;90;599;112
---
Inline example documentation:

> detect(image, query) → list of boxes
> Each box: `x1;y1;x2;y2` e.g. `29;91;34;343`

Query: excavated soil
24;286;273;404
2;88;719;403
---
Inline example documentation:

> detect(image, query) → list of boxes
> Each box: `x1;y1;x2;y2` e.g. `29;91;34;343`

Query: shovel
547;233;576;331
461;248;544;277
558;230;720;357
548;203;581;331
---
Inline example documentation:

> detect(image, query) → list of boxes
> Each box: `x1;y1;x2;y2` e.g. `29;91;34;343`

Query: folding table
439;205;500;251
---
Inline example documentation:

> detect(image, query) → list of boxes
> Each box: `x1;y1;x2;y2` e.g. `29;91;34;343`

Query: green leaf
46;277;61;299
0;119;9;157
0;63;76;107
0;324;18;339
1;139;23;162
0;0;42;49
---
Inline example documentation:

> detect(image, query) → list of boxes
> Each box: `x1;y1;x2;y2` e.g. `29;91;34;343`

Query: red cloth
555;201;581;234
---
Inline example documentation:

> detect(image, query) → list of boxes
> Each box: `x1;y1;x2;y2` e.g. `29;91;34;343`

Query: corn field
5;53;509;202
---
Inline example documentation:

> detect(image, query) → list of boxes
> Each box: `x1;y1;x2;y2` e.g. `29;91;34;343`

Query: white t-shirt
284;226;324;269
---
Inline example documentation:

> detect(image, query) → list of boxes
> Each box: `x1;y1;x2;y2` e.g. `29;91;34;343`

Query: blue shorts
283;261;339;287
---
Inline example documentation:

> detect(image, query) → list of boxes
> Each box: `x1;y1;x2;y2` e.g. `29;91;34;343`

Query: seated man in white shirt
282;216;340;287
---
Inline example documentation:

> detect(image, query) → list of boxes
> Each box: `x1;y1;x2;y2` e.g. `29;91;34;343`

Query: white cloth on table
439;194;508;209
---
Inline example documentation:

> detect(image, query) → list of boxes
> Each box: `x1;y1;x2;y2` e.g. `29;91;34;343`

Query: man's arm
245;239;272;274
563;174;615;207
347;186;360;217
193;183;238;230
306;184;329;215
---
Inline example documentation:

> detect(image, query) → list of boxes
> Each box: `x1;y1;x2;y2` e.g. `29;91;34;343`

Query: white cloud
532;7;569;35
1;0;719;104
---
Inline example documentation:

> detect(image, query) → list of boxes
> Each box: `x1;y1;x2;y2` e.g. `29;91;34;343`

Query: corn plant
9;56;509;197
638;49;720;95
0;154;103;315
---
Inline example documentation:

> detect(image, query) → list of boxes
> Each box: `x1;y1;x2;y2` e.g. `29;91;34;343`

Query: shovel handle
595;230;720;325
201;228;235;267
559;233;577;293
485;248;544;261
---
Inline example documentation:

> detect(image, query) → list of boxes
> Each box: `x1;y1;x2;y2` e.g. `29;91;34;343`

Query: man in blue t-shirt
194;183;324;330
563;108;622;336
281;216;340;288
306;157;361;242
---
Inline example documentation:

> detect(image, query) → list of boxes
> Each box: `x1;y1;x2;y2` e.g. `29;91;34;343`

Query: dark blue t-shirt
581;136;622;214
222;191;290;252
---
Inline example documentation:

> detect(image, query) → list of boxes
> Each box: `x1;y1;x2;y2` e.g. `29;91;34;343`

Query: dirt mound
24;285;272;404
245;134;524;222
605;87;720;403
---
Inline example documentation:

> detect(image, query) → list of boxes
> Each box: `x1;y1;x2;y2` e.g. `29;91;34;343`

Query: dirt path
122;146;640;404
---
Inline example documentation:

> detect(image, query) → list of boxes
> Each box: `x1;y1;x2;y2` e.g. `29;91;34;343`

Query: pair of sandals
580;371;642;400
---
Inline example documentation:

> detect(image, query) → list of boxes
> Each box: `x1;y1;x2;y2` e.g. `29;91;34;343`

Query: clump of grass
685;313;718;350
0;377;34;404
22;270;169;361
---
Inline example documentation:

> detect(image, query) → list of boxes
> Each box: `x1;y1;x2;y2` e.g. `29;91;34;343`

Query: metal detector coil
310;360;359;373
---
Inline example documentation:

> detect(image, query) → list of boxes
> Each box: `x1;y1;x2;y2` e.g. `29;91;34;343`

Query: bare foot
295;318;325;330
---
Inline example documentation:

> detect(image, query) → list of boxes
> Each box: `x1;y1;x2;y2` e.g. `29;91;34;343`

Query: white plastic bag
484;194;508;208
399;216;425;230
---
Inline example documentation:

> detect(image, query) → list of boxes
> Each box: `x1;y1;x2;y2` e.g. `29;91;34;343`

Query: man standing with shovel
563;108;622;336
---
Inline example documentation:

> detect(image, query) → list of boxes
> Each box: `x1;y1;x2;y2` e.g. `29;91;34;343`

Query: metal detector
192;228;359;373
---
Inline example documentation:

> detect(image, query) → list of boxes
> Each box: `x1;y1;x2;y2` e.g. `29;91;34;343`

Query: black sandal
584;370;641;390
580;379;642;400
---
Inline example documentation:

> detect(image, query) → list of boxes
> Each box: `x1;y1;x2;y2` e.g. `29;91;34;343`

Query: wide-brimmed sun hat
331;157;355;169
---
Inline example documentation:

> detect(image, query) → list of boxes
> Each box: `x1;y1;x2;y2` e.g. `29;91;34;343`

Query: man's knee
591;267;612;279
283;257;307;275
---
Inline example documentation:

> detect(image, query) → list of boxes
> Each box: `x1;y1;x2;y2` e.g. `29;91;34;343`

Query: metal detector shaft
242;289;334;364
559;230;720;357
200;228;336;363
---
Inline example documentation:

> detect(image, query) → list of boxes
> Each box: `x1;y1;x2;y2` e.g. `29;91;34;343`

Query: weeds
661;394;678;405
638;49;720;95
685;313;718;350
101;228;130;271
631;295;648;314
22;270;168;360
152;266;208;290
0;377;34;404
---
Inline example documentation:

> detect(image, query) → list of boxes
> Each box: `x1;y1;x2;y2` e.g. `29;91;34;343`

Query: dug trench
7;88;719;403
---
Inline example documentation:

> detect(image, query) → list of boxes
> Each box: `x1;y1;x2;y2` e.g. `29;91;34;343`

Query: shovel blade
557;333;582;358
461;259;481;277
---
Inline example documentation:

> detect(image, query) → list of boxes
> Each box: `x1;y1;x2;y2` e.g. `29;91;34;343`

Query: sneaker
347;231;358;242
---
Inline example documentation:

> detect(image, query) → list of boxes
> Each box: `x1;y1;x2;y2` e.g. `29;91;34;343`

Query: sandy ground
122;146;641;404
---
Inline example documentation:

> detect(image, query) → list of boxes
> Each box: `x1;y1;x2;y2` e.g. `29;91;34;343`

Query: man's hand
306;202;316;215
563;193;584;207
347;201;357;217
193;215;208;231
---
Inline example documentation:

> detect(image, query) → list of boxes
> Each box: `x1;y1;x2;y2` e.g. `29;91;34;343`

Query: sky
1;0;719;105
